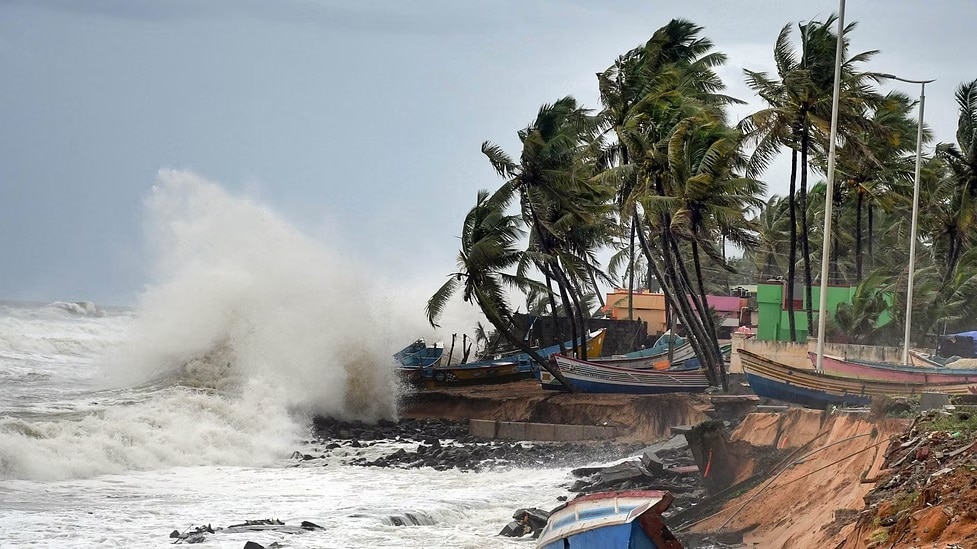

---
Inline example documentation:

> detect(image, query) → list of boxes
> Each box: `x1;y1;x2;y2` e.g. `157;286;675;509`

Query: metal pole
903;82;927;364
815;0;846;372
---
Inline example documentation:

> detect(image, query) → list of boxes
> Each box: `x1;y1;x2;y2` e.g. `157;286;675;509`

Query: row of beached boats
394;330;731;394
738;346;977;409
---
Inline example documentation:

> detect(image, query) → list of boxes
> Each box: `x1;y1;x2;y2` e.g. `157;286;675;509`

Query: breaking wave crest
105;169;401;420
0;170;416;480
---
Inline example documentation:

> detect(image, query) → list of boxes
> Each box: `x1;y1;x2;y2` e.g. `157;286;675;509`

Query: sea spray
0;170;440;481
104;169;402;420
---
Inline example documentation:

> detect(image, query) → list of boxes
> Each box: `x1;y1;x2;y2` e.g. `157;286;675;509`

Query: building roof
705;295;743;312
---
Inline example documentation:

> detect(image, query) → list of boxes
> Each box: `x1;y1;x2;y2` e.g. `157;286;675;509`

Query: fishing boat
740;349;977;409
421;329;606;388
535;490;683;549
814;352;977;384
540;355;710;394
393;339;444;384
592;333;695;369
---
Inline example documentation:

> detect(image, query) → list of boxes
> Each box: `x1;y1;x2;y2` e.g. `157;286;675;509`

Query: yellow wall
604;289;667;335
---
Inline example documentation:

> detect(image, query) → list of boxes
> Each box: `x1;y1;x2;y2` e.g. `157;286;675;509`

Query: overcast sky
1;0;975;306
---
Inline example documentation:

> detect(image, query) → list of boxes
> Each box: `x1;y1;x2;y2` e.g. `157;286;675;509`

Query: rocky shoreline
302;416;741;548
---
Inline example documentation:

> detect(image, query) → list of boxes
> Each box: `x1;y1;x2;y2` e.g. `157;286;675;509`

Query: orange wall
604;289;667;334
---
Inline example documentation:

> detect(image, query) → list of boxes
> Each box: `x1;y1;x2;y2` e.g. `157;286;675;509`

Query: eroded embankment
400;380;710;442
688;408;907;548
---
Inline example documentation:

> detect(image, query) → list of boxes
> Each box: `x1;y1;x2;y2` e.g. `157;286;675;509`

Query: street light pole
874;74;934;364
814;0;846;372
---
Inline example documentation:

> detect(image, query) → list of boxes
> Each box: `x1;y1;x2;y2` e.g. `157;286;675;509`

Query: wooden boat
540;355;709;394
536;490;683;549
739;349;977;409
393;339;444;384
813;352;977;385
422;329;606;388
591;332;695;369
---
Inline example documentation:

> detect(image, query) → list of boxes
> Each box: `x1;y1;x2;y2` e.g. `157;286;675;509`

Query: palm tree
834;90;920;279
598;19;743;389
752;195;791;278
426;190;577;390
482;96;613;360
934;79;977;279
742;15;880;340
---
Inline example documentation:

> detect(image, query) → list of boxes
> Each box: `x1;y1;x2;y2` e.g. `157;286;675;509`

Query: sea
0;172;570;548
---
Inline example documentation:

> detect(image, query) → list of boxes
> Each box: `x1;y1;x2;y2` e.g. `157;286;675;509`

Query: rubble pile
843;408;977;548
566;434;707;513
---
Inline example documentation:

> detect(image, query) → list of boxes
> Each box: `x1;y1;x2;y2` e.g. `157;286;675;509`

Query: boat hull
536;490;682;549
740;350;977;409
422;329;607;388
541;355;710;394
815;352;977;384
420;360;530;387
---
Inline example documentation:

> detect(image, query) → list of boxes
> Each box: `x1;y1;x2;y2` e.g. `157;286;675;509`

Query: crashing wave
48;301;104;317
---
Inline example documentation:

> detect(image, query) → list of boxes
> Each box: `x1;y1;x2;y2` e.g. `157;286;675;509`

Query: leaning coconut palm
599;19;742;390
658;117;765;317
482;96;614;360
425;190;577;391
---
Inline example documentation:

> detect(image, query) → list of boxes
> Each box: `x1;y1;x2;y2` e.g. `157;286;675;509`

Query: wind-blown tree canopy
425;189;578;390
741;15;881;340
596;18;748;390
482;96;614;360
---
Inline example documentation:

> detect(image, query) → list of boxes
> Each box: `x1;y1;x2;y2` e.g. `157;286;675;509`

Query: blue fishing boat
393;339;444;384
535;490;683;549
421;329;606;387
739;349;977;409
540;355;710;394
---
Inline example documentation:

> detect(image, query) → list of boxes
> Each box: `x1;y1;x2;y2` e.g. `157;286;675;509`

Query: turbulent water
0;172;570;548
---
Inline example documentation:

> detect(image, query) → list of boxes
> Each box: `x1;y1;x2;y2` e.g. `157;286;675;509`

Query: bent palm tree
426;190;577;391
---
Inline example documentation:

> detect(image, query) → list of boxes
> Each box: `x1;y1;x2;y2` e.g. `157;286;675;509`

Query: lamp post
814;0;846;373
874;73;934;364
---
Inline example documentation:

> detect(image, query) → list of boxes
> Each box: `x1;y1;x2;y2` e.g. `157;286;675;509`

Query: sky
1;0;976;307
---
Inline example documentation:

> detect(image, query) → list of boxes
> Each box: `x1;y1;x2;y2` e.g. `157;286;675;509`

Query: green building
755;282;892;342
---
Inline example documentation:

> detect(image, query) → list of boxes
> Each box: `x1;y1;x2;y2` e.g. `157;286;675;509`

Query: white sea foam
102;169;402;421
1;170;438;481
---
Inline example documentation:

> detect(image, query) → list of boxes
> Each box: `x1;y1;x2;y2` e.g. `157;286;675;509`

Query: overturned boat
535;490;683;549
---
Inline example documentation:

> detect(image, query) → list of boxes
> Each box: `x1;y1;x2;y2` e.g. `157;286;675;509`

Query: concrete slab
469;419;497;439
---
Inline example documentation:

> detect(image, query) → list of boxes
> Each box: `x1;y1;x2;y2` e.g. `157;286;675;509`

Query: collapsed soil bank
399;380;711;442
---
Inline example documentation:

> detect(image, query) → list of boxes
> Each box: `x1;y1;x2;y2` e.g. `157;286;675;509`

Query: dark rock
599;460;653;485
498;520;531;537
556;495;567;501
243;542;265;549
300;521;323;530
289;451;303;459
512;508;550;531
169;530;181;538
302;454;315;461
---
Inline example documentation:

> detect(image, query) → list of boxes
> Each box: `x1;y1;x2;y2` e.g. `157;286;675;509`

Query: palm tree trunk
633;211;719;387
671;234;726;391
553;264;580;357
544;272;566;354
628;221;636;320
473;286;578;392
559;259;590;360
691;238;727;389
800;125;814;339
590;269;605;309
787;147;799;341
868;201;874;270
855;189;863;280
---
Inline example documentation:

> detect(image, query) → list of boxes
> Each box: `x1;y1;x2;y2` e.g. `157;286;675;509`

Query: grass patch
924;411;977;434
